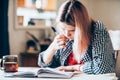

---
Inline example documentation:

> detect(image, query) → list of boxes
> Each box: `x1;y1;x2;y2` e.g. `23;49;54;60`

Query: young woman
38;0;115;74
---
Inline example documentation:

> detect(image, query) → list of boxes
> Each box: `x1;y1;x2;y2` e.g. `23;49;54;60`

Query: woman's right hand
42;34;68;64
51;34;68;50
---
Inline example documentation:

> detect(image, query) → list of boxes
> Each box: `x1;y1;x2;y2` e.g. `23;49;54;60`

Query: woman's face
60;22;75;40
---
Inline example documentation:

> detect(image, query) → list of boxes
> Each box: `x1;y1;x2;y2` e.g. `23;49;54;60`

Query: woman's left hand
56;65;82;72
56;66;66;71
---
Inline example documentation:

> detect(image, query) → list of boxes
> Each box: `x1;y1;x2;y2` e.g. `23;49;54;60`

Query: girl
38;0;115;74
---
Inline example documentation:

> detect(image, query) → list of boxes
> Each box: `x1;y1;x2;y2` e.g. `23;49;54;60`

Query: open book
5;67;74;79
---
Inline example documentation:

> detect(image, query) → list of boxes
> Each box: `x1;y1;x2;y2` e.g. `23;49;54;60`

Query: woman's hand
42;34;68;64
56;65;83;72
51;34;68;50
56;66;66;71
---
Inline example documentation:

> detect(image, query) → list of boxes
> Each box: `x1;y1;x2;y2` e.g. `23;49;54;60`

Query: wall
9;0;46;55
86;0;120;30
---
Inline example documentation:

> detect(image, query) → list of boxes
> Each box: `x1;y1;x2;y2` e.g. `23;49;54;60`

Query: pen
51;26;58;35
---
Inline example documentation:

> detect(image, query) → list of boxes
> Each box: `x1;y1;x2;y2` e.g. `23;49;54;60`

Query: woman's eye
69;30;75;32
70;30;75;32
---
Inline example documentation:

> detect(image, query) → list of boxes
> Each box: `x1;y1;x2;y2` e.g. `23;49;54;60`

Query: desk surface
0;67;118;80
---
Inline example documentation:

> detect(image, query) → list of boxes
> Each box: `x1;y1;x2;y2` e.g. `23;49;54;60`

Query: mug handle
0;58;4;70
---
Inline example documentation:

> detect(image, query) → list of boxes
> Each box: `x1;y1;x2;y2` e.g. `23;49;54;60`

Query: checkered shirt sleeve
82;21;115;74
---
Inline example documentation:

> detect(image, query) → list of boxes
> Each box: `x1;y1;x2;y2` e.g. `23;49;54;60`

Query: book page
4;67;40;78
37;68;74;78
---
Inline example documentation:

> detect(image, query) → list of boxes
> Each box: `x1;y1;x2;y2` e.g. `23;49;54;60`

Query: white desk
0;67;118;80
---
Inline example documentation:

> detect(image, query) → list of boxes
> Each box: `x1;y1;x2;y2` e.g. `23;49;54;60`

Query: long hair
57;0;93;62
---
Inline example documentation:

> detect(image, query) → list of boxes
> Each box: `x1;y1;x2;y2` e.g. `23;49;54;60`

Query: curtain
0;0;9;58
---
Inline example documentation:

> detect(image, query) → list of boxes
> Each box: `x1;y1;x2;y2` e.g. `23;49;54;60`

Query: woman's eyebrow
62;28;75;31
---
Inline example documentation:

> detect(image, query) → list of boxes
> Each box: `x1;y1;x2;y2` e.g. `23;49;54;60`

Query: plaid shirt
38;21;115;74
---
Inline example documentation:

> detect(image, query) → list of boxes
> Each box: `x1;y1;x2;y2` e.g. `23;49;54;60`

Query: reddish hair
57;0;94;61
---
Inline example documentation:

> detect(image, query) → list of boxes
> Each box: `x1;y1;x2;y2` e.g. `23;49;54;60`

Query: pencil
51;26;58;35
